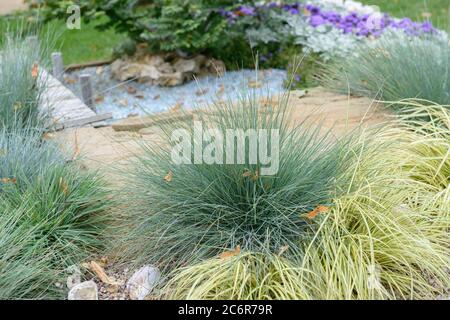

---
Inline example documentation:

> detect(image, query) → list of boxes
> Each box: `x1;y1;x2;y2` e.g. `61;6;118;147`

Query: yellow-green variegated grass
164;252;312;300
163;104;449;300
299;105;449;300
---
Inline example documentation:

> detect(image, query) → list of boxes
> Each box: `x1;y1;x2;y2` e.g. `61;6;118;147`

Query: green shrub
318;32;450;109
0;129;110;299
34;0;239;55
115;91;357;271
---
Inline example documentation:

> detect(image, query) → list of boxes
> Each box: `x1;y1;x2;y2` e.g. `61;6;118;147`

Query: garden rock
110;49;226;87
66;265;82;289
126;265;160;300
68;281;99;300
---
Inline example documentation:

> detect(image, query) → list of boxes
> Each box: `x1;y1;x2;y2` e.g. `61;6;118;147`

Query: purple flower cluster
219;2;437;38
302;4;436;37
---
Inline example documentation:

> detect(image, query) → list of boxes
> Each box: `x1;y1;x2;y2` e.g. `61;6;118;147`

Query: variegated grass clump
162;103;449;300
0;128;110;299
164;252;310;300
298;127;448;299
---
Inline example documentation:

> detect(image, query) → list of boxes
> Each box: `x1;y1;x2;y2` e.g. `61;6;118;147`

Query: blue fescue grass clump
0;128;110;299
0;30;52;130
319;32;450;110
115;92;357;271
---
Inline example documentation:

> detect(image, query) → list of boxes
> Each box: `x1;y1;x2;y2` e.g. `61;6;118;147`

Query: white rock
68;281;98;300
126;265;160;300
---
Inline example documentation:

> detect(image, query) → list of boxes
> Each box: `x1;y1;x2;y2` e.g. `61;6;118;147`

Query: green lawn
0;15;125;65
45;17;126;65
361;0;450;29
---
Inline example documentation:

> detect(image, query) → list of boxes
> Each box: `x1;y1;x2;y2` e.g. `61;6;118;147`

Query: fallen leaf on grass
1;177;17;184
42;132;55;140
164;171;173;182
59;177;69;196
31;63;39;79
278;245;289;256
304;205;329;220
243;169;259;182
219;245;241;259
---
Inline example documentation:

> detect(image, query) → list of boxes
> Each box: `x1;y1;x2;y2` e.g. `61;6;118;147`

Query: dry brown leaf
153;94;160;100
252;169;259;182
72;130;80;161
135;94;145;99
65;78;77;85
278;245;289;256
248;80;262;89
305;205;329;220
42;132;55;140
243;169;259;181
169;102;183;113
216;84;225;97
89;261;118;285
95;95;105;103
196;88;208;96
219;245;241;259
31;63;39;79
421;12;432;18
127;86;137;94
59;177;69;196
1;177;17;184
242;170;252;178
164;170;173;182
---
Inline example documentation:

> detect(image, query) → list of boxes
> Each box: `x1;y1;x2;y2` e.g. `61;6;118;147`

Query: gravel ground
64;66;287;121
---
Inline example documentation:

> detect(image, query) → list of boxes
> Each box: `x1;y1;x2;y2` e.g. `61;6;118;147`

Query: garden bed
1;0;449;301
64;66;288;121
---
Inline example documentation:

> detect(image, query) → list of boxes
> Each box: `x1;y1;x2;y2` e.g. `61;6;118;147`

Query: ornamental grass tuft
0;128;110;299
115;91;357;271
318;32;450;110
0;30;52;130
